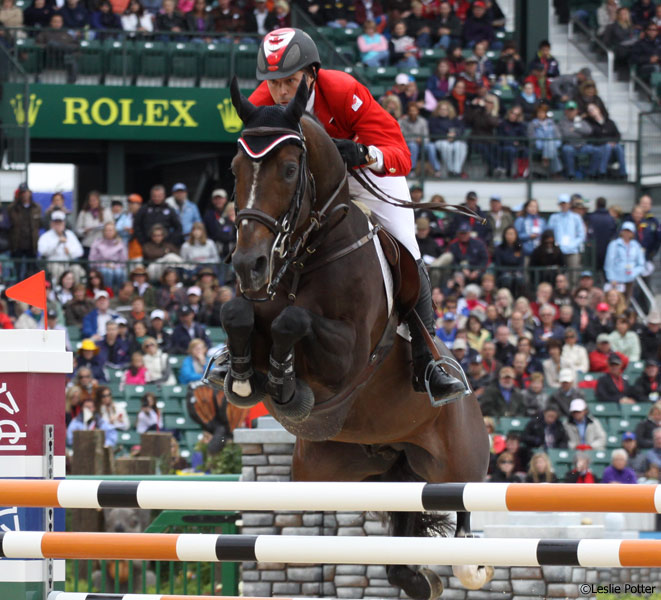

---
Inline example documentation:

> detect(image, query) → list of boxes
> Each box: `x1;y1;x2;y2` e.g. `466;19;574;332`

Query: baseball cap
465;56;478;64
443;311;456;321
622;431;636;441
179;305;193;316
489;195;502;202
596;333;610;344
111;199;123;206
559;368;574;383
453;338;468;350
597;302;610;312
645;359;659;368
47;308;57;319
580;270;593;278
466;191;477;200
558;193;571;204
457;222;472;233
648;311;661;325
115;316;128;326
395;73;411;85
150;309;165;321
172;183;187;192
128;193;143;204
473;0;486;6
621;222;636;233
17;182;29;192
212;189;228;198
94;290;109;300
500;366;515;378
608;352;623;365
569;398;587;413
469;354;482;364
50;210;66;221
187;286;201;297
565;101;578;110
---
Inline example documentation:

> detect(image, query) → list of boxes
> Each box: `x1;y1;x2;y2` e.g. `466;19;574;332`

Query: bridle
234;124;349;302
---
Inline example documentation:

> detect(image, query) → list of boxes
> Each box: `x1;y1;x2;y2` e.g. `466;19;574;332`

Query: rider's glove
332;138;369;168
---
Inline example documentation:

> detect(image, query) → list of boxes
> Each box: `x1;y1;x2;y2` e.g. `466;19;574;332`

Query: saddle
376;228;420;322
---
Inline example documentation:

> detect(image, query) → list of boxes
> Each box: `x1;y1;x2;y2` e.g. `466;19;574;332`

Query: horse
211;77;492;599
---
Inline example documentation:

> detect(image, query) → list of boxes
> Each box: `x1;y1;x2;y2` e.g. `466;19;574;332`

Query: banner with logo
1;83;247;143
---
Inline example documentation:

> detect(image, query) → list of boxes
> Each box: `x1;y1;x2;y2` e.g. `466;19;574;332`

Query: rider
248;27;465;403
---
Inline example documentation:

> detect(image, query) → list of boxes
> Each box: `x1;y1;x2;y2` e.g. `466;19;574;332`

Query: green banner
1;83;246;142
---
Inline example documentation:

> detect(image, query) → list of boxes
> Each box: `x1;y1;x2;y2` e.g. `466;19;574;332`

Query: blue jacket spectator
179;355;205;384
167;183;202;238
604;223;646;285
514;199;546;256
97;322;131;369
448;191;491;244
623;205;661;262
81;291;120;340
60;0;89;28
586;198;618;270
462;1;494;47
548;196;585;255
170;305;211;354
90;0;122;33
66;398;117;447
448;224;489;281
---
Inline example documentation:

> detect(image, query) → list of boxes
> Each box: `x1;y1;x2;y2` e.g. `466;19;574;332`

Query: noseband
235;124;348;302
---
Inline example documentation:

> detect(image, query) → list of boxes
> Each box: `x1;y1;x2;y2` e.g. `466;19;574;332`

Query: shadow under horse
209;78;491;599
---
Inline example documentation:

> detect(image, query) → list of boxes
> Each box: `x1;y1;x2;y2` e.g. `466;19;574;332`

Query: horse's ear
285;77;309;123
230;76;256;124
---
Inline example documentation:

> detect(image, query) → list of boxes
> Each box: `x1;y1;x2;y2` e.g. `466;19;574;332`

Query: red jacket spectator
589;349;629;373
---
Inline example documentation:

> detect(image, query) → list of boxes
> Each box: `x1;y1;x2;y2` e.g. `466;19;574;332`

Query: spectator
624;204;661;262
489;450;524;482
75;340;105;385
143;224;182;281
524;61;551;103
97;320;130;368
86;269;114;300
121;0;153;32
41;192;73;231
448;223;489;283
155;268;186;313
127;296;147;328
509;310;532;342
604;222;645;299
91;0;122;34
585;103;627;180
522;406;568;450
435;1;462;49
426;59;455;106
548;194;585;277
532;39;560;78
604;8;637;72
357;19;389;66
389;20;418;67
37;210;84;283
156;0;186;33
130;265;157;308
586;303;616;347
147;309;172;351
114;193;142;249
64;284;94;327
180;221;220;275
449;190;490;242
565;398;607;450
8;183;41;281
564;451;599;483
451;337;471;371
575;80;609;120
416;218;442;265
608;314;641;362
485;195;512;248
52;270;76;306
466;314;490;353
436;311;458;348
134;184;182;246
466;94;500;177
515;198;546;256
533;303;564;358
89;221;128;290
179;338;209;384
493;324;515;365
76;191;112;258
23;0;54;27
550;67;591;106
622;431;648;476
60;0;89;28
494;225;525;297
493;40;525;87
467;354;491;397
635;402;661;449
405;1;432;49
633;359;661;402
428;101;467;177
632;0;657;28
472;40;494;80
142;336;175;384
496;106;528;179
561;327;589;374
459;56;490;97
166;183;201;238
399;102;433;175
640;311;661;361
644;427;661;470
547;369;584;418
136;392;163;433
586;197;618;271
514;81;541;122
124;351;149;385
170;305;210;354
589;333;627;372
605;288;627;316
462;0;493;48
596;352;636;404
528;104;563;176
480;366;525;418
520;371;548;415
525;452;558;483
96;386;129;432
82;290;119;341
543;342;567;389
272;0;291;28
447;79;469;118
66;396;116;447
558;101;600;180
185;0;213;36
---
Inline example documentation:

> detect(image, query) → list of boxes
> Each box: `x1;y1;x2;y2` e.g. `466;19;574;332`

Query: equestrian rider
248;27;465;403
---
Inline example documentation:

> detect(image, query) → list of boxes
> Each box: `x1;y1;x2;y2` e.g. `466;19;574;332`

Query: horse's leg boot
408;259;465;403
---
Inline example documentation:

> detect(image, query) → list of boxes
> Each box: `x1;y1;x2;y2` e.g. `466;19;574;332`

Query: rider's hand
332;138;369;168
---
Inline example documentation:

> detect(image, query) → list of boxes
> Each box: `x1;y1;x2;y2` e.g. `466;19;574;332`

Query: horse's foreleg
452;512;494;590
220;297;267;407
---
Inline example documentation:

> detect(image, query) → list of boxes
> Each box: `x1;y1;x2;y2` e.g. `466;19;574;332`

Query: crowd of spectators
413;187;660;483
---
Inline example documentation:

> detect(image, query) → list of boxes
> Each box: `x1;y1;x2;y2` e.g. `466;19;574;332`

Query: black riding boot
407;259;466;403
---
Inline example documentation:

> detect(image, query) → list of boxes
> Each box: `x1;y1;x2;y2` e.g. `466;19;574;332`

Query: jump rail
47;595;334;600
3;532;661;568
1;480;660;513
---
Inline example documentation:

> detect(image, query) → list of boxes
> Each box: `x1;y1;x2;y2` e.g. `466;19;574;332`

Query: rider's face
267;70;313;106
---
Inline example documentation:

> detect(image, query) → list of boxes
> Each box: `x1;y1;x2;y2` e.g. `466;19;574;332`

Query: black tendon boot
408;259;466;403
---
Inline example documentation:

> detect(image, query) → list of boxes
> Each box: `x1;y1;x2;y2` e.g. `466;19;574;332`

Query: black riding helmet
256;27;321;81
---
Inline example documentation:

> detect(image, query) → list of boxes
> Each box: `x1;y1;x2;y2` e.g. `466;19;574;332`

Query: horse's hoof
269;379;315;422
452;564;494;590
224;371;268;408
418;567;444;600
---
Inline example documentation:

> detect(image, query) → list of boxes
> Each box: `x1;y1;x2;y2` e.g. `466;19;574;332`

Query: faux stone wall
233;425;661;599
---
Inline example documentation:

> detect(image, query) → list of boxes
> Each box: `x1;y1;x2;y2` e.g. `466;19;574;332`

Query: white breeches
348;168;421;261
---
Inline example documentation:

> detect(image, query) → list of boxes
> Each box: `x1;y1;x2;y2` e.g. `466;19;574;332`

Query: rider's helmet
256;28;321;81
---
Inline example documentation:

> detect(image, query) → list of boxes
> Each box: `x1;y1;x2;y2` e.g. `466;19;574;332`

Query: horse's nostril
253;256;268;278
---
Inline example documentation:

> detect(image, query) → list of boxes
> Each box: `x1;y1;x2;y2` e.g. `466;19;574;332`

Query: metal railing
0;44;30;173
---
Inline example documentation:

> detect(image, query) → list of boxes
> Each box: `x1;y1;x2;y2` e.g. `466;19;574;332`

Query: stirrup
201;346;230;386
424;356;471;408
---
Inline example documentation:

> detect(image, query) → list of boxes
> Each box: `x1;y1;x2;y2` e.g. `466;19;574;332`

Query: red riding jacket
249;68;412;177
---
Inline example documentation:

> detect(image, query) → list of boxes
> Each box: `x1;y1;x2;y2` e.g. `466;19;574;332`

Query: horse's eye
284;163;297;180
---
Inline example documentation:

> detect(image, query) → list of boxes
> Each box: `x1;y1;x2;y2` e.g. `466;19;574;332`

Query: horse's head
229;77;310;295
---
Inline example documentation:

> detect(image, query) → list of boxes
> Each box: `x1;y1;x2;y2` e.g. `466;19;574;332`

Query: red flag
6;271;48;330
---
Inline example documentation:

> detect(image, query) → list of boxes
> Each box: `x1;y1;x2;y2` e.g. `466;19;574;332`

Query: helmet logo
263;28;296;71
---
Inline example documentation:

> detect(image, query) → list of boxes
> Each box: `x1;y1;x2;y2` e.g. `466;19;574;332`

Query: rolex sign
1;83;245;142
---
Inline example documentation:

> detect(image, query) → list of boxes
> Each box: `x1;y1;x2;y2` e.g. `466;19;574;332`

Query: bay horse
212;78;491;599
